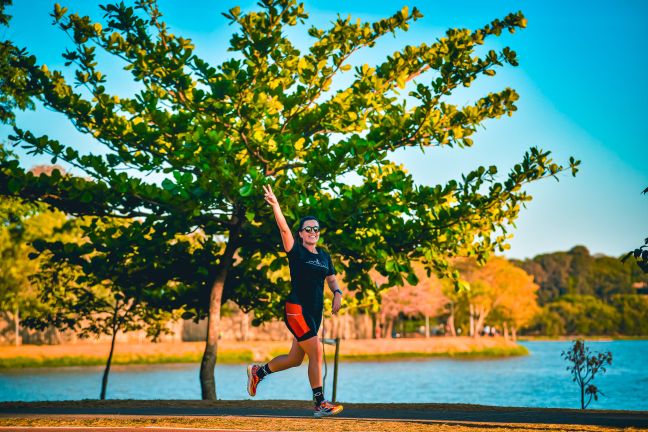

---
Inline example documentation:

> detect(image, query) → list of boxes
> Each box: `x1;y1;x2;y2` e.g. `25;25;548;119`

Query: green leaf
406;272;418;285
80;191;93;203
239;183;252;197
385;261;395;272
7;178;21;193
162;179;175;191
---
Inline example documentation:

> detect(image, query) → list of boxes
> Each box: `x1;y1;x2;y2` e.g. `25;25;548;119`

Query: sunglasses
301;226;320;233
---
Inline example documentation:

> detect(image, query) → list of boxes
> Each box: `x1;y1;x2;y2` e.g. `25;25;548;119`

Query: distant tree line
512;246;648;336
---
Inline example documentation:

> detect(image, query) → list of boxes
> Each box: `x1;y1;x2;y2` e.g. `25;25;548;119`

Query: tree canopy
513;245;648;304
0;0;578;398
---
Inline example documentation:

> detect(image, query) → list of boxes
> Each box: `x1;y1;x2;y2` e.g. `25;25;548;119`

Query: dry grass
0;415;631;432
0;337;526;368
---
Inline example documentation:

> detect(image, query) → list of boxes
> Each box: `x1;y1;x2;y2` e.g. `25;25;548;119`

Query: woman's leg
247;338;305;397
298;334;323;389
266;337;305;372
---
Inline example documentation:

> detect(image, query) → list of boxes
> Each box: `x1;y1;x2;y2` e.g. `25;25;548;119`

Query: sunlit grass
0;350;252;368
333;345;529;361
0;337;527;369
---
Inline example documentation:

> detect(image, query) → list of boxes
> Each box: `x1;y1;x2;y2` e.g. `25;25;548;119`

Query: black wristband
334;289;342;296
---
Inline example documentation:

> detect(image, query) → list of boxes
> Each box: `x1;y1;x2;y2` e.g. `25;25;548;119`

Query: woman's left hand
332;292;342;315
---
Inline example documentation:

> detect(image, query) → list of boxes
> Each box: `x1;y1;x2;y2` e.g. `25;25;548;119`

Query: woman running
246;184;344;417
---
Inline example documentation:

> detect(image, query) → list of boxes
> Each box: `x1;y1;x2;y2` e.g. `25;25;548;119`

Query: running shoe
314;400;344;417
246;364;261;397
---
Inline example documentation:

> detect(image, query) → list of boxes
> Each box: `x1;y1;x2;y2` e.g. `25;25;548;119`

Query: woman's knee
288;352;304;367
291;355;304;367
305;343;322;361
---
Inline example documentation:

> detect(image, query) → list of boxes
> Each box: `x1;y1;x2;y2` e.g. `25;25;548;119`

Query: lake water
1;340;647;410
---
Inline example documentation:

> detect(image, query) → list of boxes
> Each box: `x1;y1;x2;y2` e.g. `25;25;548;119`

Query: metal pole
332;337;340;403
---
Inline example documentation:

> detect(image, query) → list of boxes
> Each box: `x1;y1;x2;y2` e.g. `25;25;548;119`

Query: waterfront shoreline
0;337;527;369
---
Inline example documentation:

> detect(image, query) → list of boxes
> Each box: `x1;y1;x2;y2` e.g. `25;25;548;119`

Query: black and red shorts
283;301;321;342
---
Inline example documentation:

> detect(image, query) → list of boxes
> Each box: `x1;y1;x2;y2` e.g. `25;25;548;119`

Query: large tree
0;1;578;398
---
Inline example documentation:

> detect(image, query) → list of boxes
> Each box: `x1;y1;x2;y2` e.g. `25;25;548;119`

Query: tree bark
475;309;485;337
199;219;241;400
372;313;379;339
503;321;509;340
512;326;517;342
384;317;394;338
469;304;475;337
363;313;372;339
425;314;430;338
472;305;488;337
446;302;456;337
14;306;20;347
200;262;227;400
343;314;351;340
241;312;249;342
100;307;119;400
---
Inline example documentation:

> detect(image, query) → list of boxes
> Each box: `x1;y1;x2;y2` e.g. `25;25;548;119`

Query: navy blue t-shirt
286;242;336;313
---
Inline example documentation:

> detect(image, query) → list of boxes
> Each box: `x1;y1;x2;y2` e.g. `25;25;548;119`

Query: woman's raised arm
263;184;294;253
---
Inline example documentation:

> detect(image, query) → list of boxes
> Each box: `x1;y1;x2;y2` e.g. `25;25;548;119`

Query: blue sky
2;0;646;260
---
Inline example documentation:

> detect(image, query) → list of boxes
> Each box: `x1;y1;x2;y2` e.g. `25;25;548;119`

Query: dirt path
0;400;646;429
0;429;244;432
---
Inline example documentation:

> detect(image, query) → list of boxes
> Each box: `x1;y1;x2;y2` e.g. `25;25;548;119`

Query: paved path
1;400;647;428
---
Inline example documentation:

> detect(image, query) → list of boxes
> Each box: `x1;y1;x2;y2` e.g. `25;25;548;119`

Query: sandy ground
0;337;522;363
0;418;638;432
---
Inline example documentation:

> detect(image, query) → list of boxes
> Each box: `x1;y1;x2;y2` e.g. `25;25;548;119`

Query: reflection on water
1;340;646;410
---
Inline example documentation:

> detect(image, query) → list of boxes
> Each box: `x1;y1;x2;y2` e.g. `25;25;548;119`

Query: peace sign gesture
263;184;279;207
264;184;293;252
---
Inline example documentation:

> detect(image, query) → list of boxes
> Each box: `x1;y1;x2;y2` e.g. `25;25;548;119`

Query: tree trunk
469;304;475;337
473;306;488;337
100;312;119;400
199;221;240;400
503;322;509;340
14;306;20;347
343;314;351;340
241;312;249;342
446;302;456;337
372;313;379;339
362;313;375;339
200;267;226;400
384;317;394;339
512;326;517;342
425;314;430;338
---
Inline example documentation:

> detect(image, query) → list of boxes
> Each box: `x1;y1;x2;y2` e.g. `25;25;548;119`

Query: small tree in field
621;187;648;273
22;195;178;400
0;0;579;399
561;339;612;409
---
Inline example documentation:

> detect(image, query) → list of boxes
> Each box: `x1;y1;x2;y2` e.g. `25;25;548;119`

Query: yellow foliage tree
374;262;447;338
456;256;539;339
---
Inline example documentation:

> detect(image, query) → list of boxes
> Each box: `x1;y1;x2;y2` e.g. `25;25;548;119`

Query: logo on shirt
305;258;328;269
